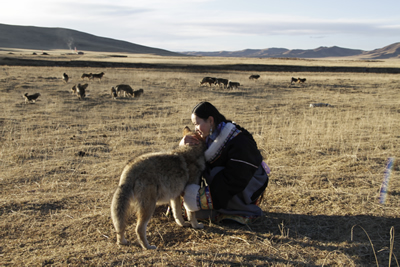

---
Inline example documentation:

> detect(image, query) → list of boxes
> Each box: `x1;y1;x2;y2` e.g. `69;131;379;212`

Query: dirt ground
1;52;399;266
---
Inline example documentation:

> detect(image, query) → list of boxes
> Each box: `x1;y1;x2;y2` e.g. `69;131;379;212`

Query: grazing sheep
81;73;92;80
214;78;229;89
227;81;240;89
71;85;77;95
111;87;118;99
62;73;69;83
23;93;41;104
199;77;217;87
76;83;88;100
298;77;306;83
133;88;144;98
91;72;105;81
309;103;332;108
249;74;260;80
115;84;134;97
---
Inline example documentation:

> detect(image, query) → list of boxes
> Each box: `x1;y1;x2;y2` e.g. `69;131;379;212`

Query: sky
1;0;400;52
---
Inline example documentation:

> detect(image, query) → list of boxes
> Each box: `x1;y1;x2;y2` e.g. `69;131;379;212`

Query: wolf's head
182;126;204;142
181;127;206;183
182;126;206;153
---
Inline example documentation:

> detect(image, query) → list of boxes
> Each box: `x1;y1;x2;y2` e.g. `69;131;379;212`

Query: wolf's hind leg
136;200;157;249
111;186;131;245
170;197;190;227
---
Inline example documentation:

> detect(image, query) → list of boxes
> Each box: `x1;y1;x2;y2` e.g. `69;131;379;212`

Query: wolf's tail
111;184;134;235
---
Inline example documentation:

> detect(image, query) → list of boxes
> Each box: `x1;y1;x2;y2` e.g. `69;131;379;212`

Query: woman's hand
179;135;200;146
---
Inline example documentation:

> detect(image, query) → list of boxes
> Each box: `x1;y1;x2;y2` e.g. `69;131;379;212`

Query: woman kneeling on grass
180;101;270;224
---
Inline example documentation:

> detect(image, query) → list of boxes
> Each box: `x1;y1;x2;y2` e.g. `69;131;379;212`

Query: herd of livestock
199;74;306;89
199;74;262;89
23;71;144;104
22;72;308;104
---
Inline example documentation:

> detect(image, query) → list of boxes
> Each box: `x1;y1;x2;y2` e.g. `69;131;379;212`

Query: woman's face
191;114;213;138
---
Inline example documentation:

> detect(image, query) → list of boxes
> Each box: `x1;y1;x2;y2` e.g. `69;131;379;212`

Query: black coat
206;125;264;210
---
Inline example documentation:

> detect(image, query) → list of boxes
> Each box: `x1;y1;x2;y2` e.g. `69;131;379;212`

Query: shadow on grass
259;212;399;244
211;212;399;265
145;207;397;265
174;249;323;267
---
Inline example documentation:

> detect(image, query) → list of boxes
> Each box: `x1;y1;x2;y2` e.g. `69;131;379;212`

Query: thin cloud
178;15;400;37
379;24;400;29
50;3;153;18
1;0;399;51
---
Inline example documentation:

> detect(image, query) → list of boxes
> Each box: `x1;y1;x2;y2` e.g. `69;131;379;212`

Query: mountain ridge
183;44;400;59
0;23;399;59
0;23;182;56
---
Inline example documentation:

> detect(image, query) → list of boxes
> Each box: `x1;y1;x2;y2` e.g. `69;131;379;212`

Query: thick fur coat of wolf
111;127;206;249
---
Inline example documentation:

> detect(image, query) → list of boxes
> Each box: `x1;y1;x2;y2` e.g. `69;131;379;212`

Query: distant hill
183;48;289;58
0;23;399;59
283;46;364;58
184;46;365;58
361;42;400;59
183;43;400;59
0;23;182;56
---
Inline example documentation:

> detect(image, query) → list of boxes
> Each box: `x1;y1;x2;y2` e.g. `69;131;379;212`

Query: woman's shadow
201;211;399;266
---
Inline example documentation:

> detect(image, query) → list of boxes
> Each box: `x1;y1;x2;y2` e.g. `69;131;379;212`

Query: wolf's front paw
175;219;191;227
117;235;128;245
192;222;204;229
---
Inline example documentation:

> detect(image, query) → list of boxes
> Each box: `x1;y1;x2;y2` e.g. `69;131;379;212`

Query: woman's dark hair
192;102;229;126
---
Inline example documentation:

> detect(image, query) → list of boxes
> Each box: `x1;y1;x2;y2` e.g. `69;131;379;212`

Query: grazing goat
76;83;88;100
309;103;332;108
133;88;144;98
214;78;229;89
227;81;240;89
91;72;105;81
249;74;260;80
111;87;118;99
115;84;134;97
81;73;92;80
62;73;69;83
199;77;217;87
23;93;41;104
71;85;77;95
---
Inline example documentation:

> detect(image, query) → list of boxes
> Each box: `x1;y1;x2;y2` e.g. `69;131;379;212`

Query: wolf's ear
183;126;192;136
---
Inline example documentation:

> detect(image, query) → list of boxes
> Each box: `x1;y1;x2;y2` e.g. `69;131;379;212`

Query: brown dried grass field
1;53;400;266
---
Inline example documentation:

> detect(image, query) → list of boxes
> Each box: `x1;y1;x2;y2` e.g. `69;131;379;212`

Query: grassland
1;51;399;266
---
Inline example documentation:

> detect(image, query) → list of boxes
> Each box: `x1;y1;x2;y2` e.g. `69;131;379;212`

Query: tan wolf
111;127;206;249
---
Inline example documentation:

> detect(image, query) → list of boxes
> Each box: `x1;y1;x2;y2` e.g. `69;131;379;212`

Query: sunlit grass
0;56;399;266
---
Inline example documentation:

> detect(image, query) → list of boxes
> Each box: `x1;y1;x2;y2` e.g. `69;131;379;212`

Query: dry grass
3;48;400;68
0;54;399;266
